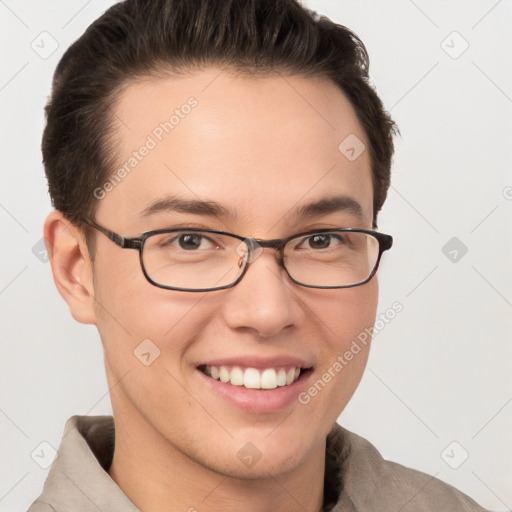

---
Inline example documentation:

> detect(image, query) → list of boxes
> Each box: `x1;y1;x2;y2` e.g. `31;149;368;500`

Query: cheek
92;251;209;366
92;262;216;423
303;280;378;416
313;279;378;349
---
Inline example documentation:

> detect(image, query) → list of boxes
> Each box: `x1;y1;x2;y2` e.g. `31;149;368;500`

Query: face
90;68;377;478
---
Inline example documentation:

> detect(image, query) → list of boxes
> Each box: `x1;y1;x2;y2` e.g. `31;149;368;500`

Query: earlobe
44;210;97;325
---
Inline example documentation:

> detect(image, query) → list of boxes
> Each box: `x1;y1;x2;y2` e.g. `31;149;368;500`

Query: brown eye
178;233;204;250
308;234;331;249
298;233;344;250
158;232;218;251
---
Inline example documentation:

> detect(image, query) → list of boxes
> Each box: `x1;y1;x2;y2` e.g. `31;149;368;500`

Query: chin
190;427;320;481
204;450;305;481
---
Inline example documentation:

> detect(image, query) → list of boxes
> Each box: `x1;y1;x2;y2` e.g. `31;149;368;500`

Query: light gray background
1;0;511;510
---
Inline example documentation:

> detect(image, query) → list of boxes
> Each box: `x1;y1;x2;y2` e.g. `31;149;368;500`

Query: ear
44;211;97;325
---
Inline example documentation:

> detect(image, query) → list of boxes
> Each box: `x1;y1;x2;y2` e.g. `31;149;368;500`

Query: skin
45;68;379;512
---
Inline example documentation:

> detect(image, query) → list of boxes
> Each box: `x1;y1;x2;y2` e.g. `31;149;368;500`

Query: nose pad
235;238;264;265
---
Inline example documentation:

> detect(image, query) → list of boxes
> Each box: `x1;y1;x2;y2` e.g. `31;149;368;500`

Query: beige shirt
27;415;490;511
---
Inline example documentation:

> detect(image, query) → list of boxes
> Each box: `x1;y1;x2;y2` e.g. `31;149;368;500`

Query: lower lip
197;369;313;414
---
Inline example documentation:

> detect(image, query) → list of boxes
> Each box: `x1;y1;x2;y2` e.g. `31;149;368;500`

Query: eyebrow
139;194;364;222
140;196;232;219
294;195;364;221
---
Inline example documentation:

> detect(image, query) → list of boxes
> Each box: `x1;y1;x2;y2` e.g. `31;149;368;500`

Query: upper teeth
204;365;301;390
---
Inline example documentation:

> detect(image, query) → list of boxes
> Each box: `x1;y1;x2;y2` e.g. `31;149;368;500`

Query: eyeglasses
84;219;393;292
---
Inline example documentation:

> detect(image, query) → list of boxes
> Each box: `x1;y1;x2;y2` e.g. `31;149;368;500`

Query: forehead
98;68;373;232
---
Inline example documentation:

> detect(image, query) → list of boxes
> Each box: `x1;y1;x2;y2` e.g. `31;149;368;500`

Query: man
29;0;491;510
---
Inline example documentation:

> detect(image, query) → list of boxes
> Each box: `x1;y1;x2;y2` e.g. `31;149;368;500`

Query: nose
220;248;304;338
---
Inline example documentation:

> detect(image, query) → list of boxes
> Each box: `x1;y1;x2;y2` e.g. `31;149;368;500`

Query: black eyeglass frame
84;218;393;292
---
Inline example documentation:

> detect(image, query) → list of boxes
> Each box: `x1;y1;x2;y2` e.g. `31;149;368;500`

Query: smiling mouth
198;364;311;390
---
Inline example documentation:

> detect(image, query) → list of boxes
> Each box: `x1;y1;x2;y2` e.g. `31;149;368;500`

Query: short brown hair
43;0;397;234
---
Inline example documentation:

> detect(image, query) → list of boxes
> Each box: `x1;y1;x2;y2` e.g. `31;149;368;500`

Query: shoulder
26;500;58;512
329;424;491;512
